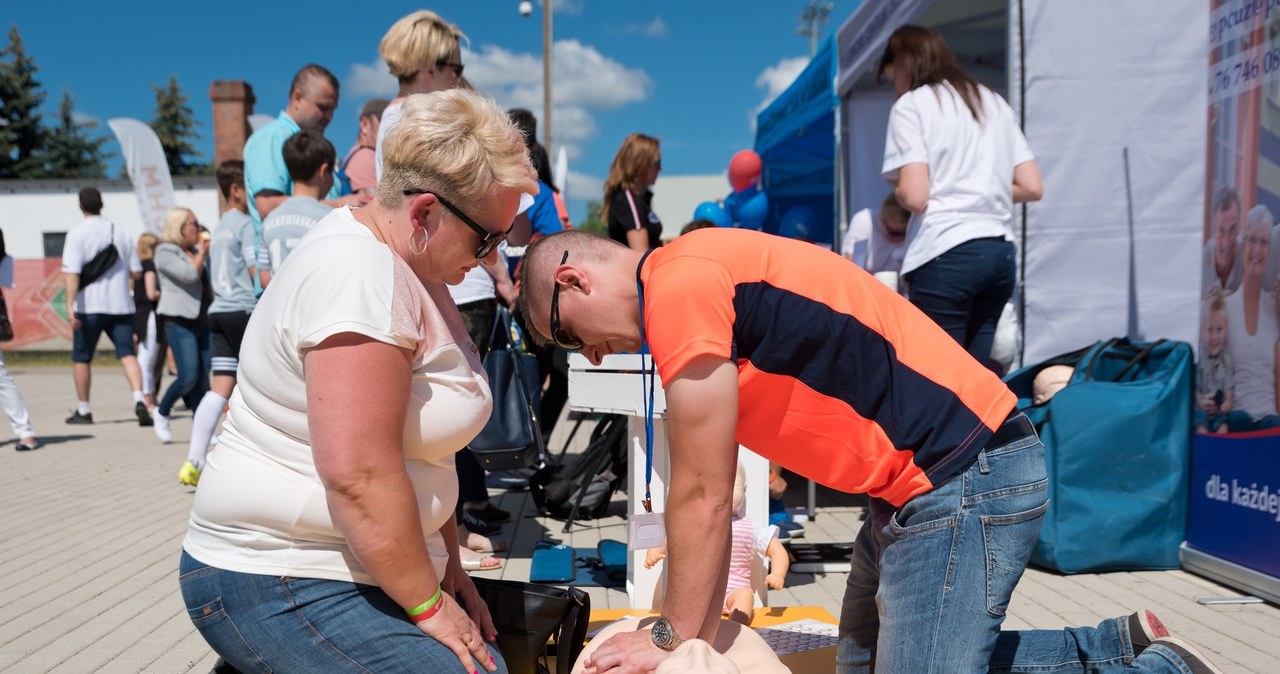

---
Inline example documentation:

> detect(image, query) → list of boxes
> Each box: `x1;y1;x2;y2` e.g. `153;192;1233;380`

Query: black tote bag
468;577;590;674
468;306;545;471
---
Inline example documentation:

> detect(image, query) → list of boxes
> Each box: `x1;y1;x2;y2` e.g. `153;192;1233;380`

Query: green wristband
405;586;443;616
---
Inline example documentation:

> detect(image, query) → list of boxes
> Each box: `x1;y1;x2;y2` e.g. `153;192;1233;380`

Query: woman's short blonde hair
380;10;466;82
136;232;160;261
376;89;537;208
161;208;192;245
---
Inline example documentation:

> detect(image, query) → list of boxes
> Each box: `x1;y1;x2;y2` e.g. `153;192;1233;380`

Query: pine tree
150;74;203;175
0;25;48;179
42;90;108;178
578;200;606;236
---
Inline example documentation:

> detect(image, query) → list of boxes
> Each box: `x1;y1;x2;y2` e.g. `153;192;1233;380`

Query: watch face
652;619;673;648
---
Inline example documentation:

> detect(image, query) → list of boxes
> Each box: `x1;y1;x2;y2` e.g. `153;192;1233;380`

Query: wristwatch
650;617;685;652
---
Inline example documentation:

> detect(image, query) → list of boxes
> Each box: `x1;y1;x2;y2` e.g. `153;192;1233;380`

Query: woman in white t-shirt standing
180;90;537;674
880;25;1043;369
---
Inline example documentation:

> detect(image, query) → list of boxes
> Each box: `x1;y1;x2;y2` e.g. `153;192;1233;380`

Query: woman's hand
415;592;499;673
442;557;498;643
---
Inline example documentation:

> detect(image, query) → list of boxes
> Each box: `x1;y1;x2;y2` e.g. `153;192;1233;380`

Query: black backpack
530;414;628;531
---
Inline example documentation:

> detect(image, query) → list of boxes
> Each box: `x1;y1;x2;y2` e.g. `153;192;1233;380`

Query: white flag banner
554;146;568;203
107;118;175;234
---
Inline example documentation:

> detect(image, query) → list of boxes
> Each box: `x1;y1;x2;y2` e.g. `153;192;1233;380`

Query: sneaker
178;461;201;487
153;410;172;443
65;411;94;425
1148;638;1225;674
136;401;154;427
1128;609;1170;654
464;502;512;524
15;442;40;452
460;508;501;536
776;520;806;539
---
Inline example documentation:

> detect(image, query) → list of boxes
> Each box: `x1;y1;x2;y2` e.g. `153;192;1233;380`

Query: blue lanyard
636;250;656;513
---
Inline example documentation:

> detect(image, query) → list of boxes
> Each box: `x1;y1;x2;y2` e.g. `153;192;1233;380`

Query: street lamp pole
543;0;553;159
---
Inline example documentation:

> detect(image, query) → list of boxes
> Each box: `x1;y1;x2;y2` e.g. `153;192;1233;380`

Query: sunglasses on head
549;250;584;350
403;189;511;259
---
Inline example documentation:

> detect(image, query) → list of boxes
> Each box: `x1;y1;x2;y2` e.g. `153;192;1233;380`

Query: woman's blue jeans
906;237;1016;369
836;429;1193;673
179;551;509;673
159;320;210;417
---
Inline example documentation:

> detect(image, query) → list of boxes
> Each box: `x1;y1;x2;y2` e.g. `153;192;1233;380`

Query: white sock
187;391;228;469
132;390;145;404
77;401;92;415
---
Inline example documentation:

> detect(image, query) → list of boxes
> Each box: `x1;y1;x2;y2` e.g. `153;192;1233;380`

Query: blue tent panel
755;35;838;245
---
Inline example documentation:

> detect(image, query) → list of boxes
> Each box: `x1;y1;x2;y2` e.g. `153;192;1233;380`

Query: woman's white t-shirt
1225;287;1279;421
183;206;491;585
882;83;1035;275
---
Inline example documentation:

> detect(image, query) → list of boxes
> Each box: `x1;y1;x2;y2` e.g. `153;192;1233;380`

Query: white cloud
345;59;397;98
623;18;669;37
549;0;584;15
467;40;651;163
563;169;603;207
751;56;809;129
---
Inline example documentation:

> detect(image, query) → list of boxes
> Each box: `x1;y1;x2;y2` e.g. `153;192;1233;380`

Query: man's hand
581;629;671;674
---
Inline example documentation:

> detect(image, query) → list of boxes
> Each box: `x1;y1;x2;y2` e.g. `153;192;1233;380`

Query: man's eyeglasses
437;61;465;77
549;250;584;351
403;189;511;259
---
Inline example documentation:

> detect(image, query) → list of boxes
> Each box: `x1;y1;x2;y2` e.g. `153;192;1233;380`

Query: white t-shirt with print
184;206;491;585
882;83;1034;276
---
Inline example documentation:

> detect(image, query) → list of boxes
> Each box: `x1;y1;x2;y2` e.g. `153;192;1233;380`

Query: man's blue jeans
906;237;1016;369
159;321;210;417
836;428;1192;673
179;551;510;673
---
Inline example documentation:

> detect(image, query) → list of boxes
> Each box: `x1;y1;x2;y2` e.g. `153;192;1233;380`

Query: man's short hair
282;131;336;182
290;64;340;97
216;160;245;200
78;187;103;214
361;98;390;121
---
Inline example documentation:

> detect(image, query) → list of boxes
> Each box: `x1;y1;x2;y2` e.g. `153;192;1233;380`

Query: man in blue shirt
243;65;362;232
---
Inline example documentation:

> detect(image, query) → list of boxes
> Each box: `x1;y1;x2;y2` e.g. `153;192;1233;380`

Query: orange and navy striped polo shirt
640;228;1017;507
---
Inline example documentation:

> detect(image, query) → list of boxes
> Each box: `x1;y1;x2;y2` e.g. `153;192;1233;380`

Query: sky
5;0;861;222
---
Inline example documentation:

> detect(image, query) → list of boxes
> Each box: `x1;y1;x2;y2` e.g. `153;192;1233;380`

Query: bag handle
1084;338;1165;382
554;588;590;674
487;304;512;353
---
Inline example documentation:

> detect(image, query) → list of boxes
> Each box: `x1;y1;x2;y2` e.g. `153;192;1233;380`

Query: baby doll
645;463;790;625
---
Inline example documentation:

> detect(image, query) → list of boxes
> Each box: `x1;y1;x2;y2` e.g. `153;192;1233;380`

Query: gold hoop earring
409;227;428;255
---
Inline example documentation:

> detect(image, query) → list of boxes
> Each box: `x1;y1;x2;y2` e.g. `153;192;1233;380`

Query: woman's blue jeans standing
179;551;510;673
906;237;1016;371
158;319;210;417
836;423;1200;673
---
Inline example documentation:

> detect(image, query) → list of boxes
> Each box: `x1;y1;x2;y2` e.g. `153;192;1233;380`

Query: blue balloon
693;201;733;228
779;205;816;240
736;188;769;230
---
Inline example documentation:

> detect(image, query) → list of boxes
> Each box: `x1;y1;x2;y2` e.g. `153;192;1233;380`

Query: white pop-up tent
836;0;1207;364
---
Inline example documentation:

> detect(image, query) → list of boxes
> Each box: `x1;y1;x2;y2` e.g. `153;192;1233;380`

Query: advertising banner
107;118;174;235
1184;0;1280;602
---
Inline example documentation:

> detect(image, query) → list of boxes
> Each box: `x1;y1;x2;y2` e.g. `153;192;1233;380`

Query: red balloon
728;150;762;191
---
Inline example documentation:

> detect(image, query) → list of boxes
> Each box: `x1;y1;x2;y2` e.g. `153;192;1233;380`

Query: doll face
1204;309;1227;357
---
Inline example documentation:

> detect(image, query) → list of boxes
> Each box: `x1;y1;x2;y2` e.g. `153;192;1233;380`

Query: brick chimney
209;80;255;208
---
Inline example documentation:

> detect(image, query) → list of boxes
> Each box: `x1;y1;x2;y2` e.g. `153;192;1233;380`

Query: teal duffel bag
1003;338;1194;574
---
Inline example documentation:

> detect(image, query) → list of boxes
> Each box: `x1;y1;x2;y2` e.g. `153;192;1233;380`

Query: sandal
459;547;503;571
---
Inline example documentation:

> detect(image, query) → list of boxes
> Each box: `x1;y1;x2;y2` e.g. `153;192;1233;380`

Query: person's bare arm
1012;160;1044;203
582;355;740;674
764;537;789;590
307;334;496;673
144;270;160;302
892;162;930;213
625;228;649;251
63;273;80;330
480;255;516;309
254;191;287;221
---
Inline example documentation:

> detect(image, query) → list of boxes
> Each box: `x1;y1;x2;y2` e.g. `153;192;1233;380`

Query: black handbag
468;307;545;471
468;577;590;674
78;223;121;288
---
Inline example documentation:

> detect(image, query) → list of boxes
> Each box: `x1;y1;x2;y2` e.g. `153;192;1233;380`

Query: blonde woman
152;208;211;443
602;133;663;250
133;232;164;412
375;9;466;180
180;90;537;673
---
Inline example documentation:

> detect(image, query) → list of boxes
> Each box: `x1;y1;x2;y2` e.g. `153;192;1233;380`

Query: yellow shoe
178;461;201;487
